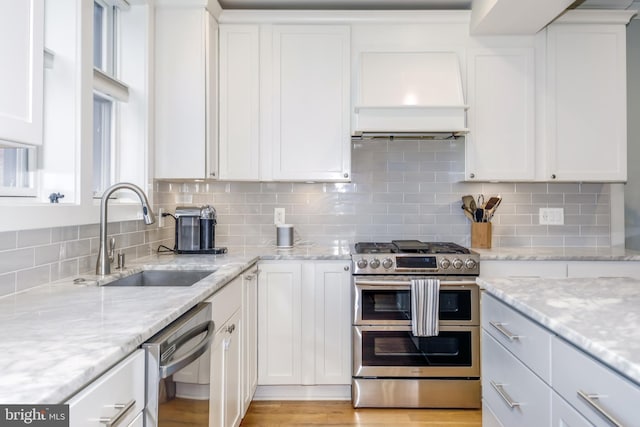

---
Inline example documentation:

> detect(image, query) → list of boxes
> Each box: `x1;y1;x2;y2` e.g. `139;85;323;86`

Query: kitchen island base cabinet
482;292;640;427
257;261;351;399
66;350;145;427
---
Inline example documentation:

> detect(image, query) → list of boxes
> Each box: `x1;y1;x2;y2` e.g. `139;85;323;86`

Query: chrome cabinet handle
99;399;135;426
490;381;520;409
226;324;236;334
344;266;350;271
244;275;254;280
489;321;521;341
577;390;624;427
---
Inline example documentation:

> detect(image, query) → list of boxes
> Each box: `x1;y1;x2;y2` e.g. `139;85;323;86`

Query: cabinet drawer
552;391;591;427
552;337;640;427
482;293;552;383
67;350;145;427
482;331;551;427
209;277;242;331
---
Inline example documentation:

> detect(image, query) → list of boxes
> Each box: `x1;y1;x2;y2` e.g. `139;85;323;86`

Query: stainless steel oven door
352;325;480;378
353;277;479;326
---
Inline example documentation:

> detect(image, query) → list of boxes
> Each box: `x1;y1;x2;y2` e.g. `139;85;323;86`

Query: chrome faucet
96;182;155;276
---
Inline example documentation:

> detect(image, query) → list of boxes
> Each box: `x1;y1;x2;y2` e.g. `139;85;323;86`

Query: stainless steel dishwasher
143;302;215;427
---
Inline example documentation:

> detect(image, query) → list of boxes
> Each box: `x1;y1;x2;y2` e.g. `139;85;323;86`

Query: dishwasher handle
159;320;215;379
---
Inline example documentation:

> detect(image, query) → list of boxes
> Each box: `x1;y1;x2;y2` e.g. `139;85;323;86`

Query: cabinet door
312;262;352;384
219;25;260;180
257;262;302;384
551;392;592;427
466;48;535;181
0;0;43;146
242;267;258;413
209;326;226;427
155;7;211;179
269;25;351;182
545;24;627;182
225;310;243;427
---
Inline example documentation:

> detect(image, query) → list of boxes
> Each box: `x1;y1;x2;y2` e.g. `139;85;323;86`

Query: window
92;0;128;196
0;146;34;195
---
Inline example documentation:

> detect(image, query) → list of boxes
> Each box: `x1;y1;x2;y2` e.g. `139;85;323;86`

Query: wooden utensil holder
471;222;492;249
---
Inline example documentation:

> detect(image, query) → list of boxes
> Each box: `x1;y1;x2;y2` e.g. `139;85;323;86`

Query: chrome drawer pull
489;321;521;341
577;390;624;427
99;399;135;426
490;381;521;409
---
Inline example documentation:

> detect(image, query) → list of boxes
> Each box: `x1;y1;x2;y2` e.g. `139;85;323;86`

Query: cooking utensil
475;208;484;223
461;204;474;221
484;196;502;222
461;195;476;221
477;194;485;208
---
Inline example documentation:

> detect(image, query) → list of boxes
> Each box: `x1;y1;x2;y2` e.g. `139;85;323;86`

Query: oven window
361;289;472;322
361;330;473;367
361;290;411;321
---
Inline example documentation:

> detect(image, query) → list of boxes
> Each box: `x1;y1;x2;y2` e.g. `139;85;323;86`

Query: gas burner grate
354;242;398;254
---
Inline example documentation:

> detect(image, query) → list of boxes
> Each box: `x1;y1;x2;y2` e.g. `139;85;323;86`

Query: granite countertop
474;246;640;261
478;276;640;386
0;244;350;404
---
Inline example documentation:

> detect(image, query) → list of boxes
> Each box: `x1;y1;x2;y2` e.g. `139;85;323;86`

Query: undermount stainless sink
104;270;215;287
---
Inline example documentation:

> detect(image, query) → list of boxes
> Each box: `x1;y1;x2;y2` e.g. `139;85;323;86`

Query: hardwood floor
241;401;482;426
159;399;482;426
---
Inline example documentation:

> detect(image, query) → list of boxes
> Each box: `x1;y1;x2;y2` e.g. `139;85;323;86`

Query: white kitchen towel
411;278;440;337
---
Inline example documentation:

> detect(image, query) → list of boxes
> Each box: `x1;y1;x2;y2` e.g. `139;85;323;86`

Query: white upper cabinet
154;5;218;180
466;47;535;181
218;25;260;181
218;23;351;182
0;0;44;146
544;19;629;182
269;25;351;181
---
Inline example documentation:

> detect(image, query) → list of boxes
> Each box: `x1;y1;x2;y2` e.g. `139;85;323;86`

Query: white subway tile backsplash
0;273;16;297
0;248;34;275
16;265;51;292
0;232;17;250
17;229;51;248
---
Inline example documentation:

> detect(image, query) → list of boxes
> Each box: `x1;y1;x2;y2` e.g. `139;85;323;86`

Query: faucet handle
109;237;116;262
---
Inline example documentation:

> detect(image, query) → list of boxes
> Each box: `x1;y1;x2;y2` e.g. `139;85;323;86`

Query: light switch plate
539;208;564;225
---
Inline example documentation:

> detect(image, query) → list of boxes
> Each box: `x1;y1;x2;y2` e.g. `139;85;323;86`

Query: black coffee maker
174;205;227;254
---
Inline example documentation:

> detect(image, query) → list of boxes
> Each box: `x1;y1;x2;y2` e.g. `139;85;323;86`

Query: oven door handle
159;320;215;379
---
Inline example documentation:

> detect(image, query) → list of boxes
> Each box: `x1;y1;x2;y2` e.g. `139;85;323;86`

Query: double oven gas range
351;240;481;409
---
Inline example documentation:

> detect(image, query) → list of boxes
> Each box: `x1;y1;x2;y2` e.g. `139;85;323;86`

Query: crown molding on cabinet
218;9;470;24
554;9;637;24
154;0;223;18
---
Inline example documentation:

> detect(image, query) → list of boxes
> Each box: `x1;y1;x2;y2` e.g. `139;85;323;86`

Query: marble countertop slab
474;246;640;261
0;245;350;404
478;276;640;386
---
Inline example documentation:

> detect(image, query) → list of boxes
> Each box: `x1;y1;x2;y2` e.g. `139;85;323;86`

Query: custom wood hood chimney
353;51;468;140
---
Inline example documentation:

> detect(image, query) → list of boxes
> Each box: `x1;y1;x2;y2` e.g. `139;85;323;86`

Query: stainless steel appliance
143;303;215;427
173;206;227;254
351;240;481;409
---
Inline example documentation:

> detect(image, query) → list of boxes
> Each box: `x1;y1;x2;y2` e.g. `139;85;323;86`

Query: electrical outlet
274;208;285;225
158;208;165;227
539;208;564;225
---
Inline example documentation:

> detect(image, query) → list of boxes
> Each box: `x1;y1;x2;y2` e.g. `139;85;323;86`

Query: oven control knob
382;258;393;269
356;258;368;269
369;258;381;269
452;258;464;269
439;258;451;269
465;258;477;270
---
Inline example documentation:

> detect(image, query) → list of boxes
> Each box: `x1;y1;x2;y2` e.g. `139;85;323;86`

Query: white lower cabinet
551;391;591;427
66;350;145;427
552;336;640;427
208;275;243;427
242;267;259;413
482;292;640;427
482;330;551;426
257;261;351;395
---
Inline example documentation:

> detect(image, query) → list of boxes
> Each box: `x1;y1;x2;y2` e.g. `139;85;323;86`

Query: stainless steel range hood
353;52;468;139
